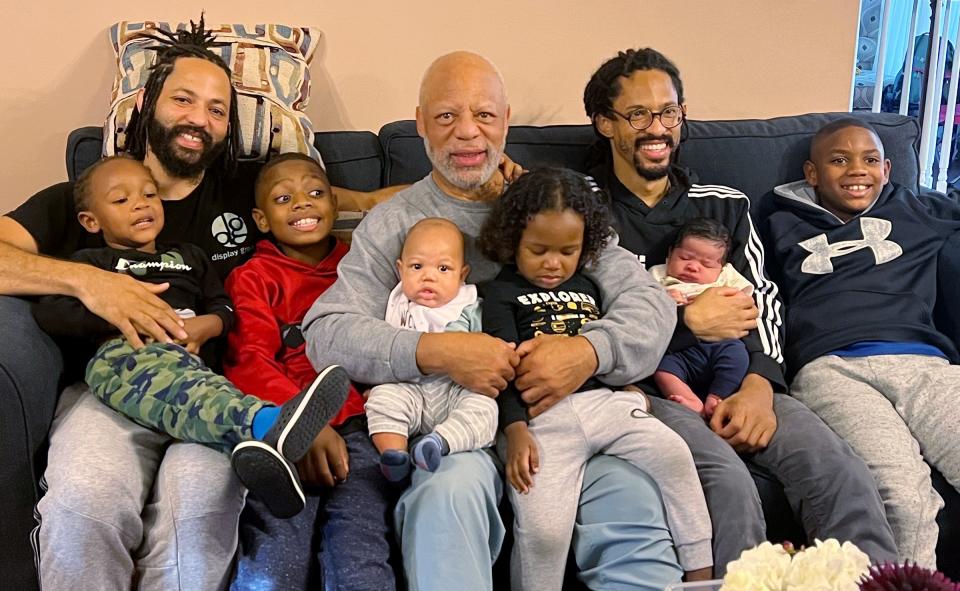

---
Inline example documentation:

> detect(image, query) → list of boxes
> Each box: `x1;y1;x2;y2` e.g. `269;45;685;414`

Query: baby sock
411;432;450;472
380;449;412;482
251;406;281;440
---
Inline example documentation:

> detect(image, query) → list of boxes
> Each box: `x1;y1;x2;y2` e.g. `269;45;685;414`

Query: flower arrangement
720;539;960;590
721;539;869;590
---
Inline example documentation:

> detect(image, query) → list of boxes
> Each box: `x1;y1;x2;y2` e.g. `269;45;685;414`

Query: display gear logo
212;213;248;248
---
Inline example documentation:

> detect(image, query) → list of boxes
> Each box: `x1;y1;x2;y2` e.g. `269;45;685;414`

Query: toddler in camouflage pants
34;156;347;518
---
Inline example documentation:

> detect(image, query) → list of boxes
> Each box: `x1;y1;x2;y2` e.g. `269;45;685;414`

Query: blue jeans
394;449;681;591
232;429;399;591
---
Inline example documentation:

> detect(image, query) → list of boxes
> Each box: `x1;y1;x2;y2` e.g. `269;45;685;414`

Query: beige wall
1;0;859;213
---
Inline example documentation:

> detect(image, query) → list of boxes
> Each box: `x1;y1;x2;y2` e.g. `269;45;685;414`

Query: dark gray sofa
1;111;955;589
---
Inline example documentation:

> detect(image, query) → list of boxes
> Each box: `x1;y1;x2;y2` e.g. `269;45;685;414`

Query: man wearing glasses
582;48;900;575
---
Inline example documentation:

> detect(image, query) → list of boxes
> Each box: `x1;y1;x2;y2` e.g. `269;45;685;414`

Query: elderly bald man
304;52;684;591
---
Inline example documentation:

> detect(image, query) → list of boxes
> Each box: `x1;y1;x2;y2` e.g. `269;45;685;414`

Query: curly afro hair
479;167;613;269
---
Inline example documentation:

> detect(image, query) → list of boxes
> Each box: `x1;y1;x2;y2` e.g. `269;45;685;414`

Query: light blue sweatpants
393;447;683;591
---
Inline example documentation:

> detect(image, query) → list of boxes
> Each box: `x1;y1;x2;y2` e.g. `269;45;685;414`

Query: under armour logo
799;217;902;274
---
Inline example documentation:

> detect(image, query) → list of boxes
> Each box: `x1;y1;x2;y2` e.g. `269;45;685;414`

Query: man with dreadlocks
581;47;900;574
0;18;391;589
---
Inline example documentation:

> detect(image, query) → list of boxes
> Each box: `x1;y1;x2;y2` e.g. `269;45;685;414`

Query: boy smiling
760;118;960;568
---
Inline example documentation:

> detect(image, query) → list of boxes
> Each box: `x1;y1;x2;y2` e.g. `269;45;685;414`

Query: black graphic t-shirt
480;265;604;426
8;162;260;281
32;242;234;341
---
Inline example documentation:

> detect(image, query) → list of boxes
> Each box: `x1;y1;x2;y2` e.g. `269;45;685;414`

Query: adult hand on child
176;315;223;354
417;332;519;397
78;268;187;348
709;373;777;453
504;422;539;494
298;425;350;488
499;153;527;183
516;335;597;418
683;286;757;342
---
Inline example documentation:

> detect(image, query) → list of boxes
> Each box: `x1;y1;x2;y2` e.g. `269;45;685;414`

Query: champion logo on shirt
116;251;192;276
211;212;248;248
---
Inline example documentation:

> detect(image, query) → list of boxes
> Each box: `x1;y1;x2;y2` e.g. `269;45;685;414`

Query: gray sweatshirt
302;174;676;386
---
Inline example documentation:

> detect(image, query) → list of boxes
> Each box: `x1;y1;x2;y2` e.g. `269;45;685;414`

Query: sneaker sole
232;441;305;519
271;365;350;463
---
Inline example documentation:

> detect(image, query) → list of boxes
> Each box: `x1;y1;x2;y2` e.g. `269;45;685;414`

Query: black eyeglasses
609;105;685;131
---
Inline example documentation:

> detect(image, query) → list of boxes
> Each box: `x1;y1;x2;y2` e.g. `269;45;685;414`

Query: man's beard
631;133;676;181
147;117;227;179
423;136;504;191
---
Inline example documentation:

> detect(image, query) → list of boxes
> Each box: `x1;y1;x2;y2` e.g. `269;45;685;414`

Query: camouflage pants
87;338;268;451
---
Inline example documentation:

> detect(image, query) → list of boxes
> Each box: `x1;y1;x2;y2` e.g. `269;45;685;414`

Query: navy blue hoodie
759;180;960;378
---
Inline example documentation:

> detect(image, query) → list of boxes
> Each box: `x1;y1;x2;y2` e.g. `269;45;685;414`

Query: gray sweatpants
366;377;497;452
791;354;960;568
502;388;712;591
35;384;246;590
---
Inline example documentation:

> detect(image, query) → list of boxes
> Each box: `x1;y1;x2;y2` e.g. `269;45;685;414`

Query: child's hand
176;315;223;354
297;425;349;488
504;422;539;494
667;289;689;306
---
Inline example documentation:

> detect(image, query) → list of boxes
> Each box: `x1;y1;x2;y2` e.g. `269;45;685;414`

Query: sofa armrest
0;295;64;590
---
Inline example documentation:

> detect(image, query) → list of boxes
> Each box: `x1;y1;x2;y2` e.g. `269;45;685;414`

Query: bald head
403;217;466;261
415;52;511;198
419;51;506;107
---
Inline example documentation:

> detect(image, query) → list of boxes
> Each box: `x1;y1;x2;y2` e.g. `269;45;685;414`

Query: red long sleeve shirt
223;239;365;426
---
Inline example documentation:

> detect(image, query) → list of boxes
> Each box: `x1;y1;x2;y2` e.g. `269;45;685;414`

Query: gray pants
649;392;899;575
791;354;960;567
503;388;712;591
35;384;245;590
366;378;497;453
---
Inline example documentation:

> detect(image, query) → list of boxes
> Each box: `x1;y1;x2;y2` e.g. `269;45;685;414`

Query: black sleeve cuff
498;385;528;428
748;352;787;392
211;308;234;336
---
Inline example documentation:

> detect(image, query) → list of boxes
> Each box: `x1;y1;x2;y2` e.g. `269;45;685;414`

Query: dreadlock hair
254;152;328;208
670;217;732;263
73;155;150;211
124;15;241;178
583;48;686;168
478;167;614;269
809;118;883;159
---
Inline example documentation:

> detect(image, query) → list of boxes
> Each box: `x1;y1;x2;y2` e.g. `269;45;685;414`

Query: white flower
720;539;870;591
783;539;870;591
722;542;792;590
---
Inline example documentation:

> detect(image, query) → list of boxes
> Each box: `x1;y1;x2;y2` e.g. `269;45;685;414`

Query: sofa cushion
105;21;323;163
679;111;920;204
378;121;598;186
380;113;920;210
68;127;382;192
313;130;383;192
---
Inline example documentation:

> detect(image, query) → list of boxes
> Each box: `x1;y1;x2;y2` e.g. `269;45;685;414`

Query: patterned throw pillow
105;21;323;164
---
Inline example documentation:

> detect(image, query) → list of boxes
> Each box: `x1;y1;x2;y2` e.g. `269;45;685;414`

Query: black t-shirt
480;265;604;426
8;162;261;281
33;242;234;340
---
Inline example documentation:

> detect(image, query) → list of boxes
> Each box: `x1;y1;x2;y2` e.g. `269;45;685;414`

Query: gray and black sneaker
231;365;350;518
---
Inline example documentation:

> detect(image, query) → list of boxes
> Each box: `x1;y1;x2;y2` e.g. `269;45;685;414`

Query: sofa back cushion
379;112;920;212
68;126;382;192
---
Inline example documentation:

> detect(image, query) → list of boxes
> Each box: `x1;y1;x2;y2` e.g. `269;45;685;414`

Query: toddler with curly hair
478;167;713;587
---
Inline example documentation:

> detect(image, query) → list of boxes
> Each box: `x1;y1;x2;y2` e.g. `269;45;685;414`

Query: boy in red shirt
224;152;398;590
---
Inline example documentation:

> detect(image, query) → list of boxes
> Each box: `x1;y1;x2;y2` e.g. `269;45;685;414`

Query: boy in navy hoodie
759;118;960;568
